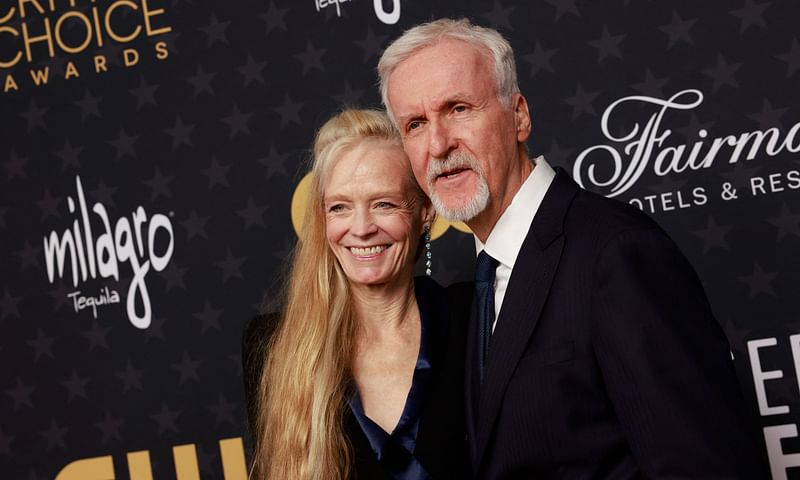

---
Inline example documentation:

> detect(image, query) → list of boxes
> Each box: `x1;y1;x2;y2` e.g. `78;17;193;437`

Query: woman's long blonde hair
252;109;416;479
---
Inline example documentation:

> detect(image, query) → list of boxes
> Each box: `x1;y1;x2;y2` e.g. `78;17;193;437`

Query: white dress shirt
475;156;556;331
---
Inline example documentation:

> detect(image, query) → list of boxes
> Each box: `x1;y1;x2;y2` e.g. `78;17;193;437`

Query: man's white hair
378;18;521;124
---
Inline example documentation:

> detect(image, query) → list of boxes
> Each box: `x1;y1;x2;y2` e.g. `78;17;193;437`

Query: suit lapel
473;169;579;467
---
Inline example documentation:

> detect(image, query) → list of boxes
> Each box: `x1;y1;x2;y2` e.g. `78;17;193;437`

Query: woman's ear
421;201;436;232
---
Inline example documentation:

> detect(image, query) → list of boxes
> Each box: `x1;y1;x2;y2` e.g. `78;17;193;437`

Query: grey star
659;11;696;49
144;167;174;200
20;99;48;131
208;394;237;426
0;428;12;456
589;25;625;62
54;140;83;171
196;444;219;476
676;113;714;141
703;55;741;92
115;360;144;392
161;262;188;292
776;38;800;77
180;209;209;240
186;65;216;97
355;27;388;63
107;129;139;160
738;263;777;298
521;42;556;77
0;288;21;321
215;248;246;282
129;76;159;110
200;157;230;189
729;0;770;32
36;189;61;220
194;301;223;333
40;419;68;451
144;316;166;343
480;0;515;31
767;203;800;241
82;321;111;351
48;282;73;312
3;150;28;180
172;351;202;384
151;402;181;434
73;89;102;121
27;328;55;361
164;116;195;149
61;370;90;401
6;378;34;410
90;178;119;207
15;241;42;271
563;85;600;119
222;105;253;138
259;2;289;34
545;0;579;21
237;54;267;86
692;216;732;253
545;140;574;170
94;411;124;444
748;100;788;130
333;80;366;106
273;95;303;128
236;197;268;231
258;145;291;179
632;69;670;97
198;13;230;46
295;42;326;75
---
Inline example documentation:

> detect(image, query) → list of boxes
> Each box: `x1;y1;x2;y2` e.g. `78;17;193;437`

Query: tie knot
475;250;498;283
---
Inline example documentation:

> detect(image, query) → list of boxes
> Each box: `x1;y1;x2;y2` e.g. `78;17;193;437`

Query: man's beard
426;150;490;222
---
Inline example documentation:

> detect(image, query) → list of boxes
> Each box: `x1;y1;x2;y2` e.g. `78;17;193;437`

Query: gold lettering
0;6;16;24
142;0;171;36
127;450;153;480
93;54;107;72
55;11;92;54
19;0;46;19
154;40;167;60
29;65;49;85
104;0;141;43
90;5;103;47
22;18;55;61
123;47;138;67
0;27;22;68
219;438;247;480
64;60;78;78
173;444;200;480
47;0;78;11
54;455;115;480
4;73;19;92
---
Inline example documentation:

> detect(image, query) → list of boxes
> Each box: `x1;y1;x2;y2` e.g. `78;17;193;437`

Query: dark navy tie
475;250;498;383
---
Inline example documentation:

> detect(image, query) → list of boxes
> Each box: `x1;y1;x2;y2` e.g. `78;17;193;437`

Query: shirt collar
475;156;556;268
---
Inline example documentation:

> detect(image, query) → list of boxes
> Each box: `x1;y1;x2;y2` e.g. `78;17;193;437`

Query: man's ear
513;93;532;143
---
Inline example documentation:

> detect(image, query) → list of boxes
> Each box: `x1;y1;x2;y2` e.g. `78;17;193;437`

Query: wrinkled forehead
324;139;419;194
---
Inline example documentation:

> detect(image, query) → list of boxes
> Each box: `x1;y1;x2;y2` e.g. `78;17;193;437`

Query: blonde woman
242;109;471;479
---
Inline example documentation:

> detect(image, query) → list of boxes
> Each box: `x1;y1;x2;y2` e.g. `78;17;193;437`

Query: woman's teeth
350;245;387;255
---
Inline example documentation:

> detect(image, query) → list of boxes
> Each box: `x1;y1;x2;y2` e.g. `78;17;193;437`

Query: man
378;18;765;479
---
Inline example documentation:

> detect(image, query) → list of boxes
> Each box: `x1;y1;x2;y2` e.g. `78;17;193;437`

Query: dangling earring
424;225;432;276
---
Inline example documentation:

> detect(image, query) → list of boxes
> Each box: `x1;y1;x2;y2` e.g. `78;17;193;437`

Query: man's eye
407;120;422;131
454;105;467;113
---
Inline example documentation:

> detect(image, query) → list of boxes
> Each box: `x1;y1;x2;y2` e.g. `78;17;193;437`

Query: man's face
386;39;530;224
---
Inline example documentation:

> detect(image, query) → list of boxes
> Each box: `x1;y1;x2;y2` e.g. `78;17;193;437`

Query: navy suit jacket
465;169;766;479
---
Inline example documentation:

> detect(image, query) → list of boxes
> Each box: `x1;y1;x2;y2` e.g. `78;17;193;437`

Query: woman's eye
375;202;394;209
328;204;344;213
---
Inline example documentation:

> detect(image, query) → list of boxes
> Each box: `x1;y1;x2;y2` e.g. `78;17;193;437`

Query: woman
242;109;471;479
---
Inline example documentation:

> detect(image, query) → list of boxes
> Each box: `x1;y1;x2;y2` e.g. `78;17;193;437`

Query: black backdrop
2;0;799;478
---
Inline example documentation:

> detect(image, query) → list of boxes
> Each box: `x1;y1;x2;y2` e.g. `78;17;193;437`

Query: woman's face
323;141;431;288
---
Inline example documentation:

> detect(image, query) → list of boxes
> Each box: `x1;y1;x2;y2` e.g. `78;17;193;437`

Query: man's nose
428;119;455;159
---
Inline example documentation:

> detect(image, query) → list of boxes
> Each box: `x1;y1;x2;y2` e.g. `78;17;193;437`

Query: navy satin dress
347;277;443;480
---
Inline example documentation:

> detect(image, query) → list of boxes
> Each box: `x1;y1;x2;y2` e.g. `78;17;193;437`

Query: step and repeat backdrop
1;0;799;478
